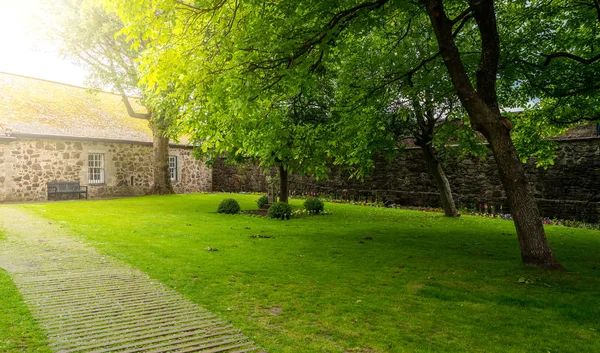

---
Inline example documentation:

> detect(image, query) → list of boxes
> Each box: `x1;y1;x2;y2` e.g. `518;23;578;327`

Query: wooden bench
47;182;88;200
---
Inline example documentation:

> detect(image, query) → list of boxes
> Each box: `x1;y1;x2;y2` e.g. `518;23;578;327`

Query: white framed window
88;153;105;185
169;155;178;182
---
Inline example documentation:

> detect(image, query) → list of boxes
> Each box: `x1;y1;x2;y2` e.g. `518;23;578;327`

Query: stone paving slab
0;206;264;353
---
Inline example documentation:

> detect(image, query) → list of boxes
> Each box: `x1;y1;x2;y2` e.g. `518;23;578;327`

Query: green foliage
102;0;599;171
510;110;569;168
499;0;600;111
267;202;292;220
495;0;600;166
217;198;240;214
52;0;180;139
256;195;269;209
303;197;324;214
434;120;488;159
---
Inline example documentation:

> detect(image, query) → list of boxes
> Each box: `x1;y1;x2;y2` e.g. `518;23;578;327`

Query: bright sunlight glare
0;0;88;86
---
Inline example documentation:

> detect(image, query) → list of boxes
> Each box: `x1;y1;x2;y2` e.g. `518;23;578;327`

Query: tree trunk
279;165;289;203
485;126;562;268
420;144;459;217
420;0;563;269
150;122;175;195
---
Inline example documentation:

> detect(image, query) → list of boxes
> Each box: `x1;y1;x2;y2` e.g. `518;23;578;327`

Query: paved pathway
0;206;263;353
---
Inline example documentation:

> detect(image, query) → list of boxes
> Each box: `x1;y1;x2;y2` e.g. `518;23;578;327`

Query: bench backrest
48;182;81;192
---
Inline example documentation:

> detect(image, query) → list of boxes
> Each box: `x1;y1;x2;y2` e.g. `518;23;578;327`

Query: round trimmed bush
267;202;292;220
256;195;269;208
304;197;324;214
217;198;241;214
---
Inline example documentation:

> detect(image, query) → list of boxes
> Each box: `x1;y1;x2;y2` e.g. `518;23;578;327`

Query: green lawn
7;194;600;352
0;231;51;353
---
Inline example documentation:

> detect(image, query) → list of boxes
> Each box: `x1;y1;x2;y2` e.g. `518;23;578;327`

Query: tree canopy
100;0;599;269
53;0;177;194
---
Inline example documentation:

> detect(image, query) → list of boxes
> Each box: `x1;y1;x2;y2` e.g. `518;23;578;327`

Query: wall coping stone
549;136;600;143
398;136;600;151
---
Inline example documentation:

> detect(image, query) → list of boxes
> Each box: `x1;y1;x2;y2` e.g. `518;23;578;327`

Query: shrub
217;198;240;214
267;202;292;220
304;197;324;214
257;195;269;208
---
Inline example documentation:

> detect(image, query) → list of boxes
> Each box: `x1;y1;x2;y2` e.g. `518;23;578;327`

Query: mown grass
18;193;600;352
0;231;51;353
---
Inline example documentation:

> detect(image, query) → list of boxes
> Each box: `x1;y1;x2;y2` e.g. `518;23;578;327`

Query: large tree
52;0;175;194
182;74;338;203
389;94;463;217
103;0;599;268
332;21;471;217
416;0;563;268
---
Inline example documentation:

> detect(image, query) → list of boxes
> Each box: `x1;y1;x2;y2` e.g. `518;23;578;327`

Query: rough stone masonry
0;137;212;202
214;137;600;223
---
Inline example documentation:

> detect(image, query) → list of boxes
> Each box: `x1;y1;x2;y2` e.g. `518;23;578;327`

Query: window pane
88;153;105;185
169;155;177;181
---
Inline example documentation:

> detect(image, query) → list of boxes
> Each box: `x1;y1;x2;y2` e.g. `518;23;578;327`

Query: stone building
2;72;598;222
0;73;211;202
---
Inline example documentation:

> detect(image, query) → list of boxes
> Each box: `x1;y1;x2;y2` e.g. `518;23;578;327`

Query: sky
0;0;89;86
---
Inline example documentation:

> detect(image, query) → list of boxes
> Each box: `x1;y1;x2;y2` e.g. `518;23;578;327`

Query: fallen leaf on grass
518;277;534;284
248;234;274;239
268;306;283;316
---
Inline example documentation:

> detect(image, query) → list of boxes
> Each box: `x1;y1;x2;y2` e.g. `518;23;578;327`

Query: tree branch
174;0;229;14
287;0;389;69
363;7;473;100
120;95;151;119
550;114;600;125
469;0;501;114
543;52;600;66
420;0;497;130
522;66;600;98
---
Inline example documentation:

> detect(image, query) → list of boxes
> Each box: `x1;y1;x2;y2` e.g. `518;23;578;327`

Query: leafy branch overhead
53;0;177;194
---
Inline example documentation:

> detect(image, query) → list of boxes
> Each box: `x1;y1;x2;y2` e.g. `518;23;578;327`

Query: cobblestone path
0;206;263;353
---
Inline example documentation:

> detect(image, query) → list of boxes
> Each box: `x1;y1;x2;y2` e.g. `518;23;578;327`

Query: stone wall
3;135;598;222
0;137;211;202
0;139;9;202
216;138;600;222
173;149;213;194
211;158;271;192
